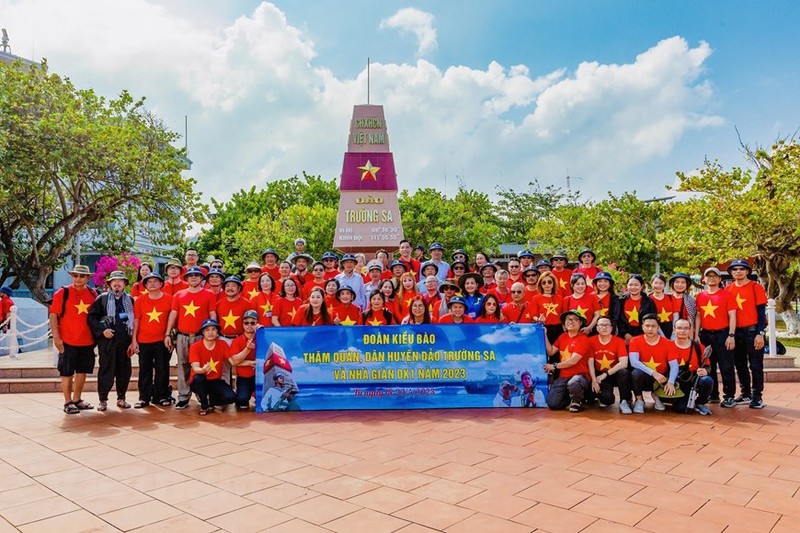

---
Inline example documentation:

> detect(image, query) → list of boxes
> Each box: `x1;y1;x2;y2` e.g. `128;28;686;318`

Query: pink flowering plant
93;253;142;289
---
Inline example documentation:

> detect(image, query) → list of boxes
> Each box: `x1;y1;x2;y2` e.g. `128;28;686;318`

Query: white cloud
1;1;723;206
380;7;437;57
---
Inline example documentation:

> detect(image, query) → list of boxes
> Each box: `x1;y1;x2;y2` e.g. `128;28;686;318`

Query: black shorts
58;344;96;377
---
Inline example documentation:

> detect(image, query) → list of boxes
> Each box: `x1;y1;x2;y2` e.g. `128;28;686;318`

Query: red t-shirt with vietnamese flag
623;297;644;328
501;301;534;323
229;334;256;379
291;305;332;326
669;341;706;373
553;332;590;379
629;335;673;374
672;294;688;320
272;296;302;326
260;264;280;281
50;285;96;347
696;289;734;331
552;268;573;297
726;280;768;328
562;292;600;322
134;293;173;343
650;294;674;326
437;313;473;324
533;293;563;326
589;335;628;373
216;296;255;337
162;279;189;298
253;291;276;327
302;280;327;302
189;340;229;382
597;292;612;318
488;287;512;308
242;279;261;301
331;303;363;325
363;309;396;325
172;288;216;335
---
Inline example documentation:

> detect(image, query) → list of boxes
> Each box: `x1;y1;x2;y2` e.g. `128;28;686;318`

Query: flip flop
117;399;131;409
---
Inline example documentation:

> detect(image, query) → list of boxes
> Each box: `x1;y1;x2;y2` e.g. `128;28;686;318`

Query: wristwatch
553;362;558;370
757;330;765;336
727;333;735;338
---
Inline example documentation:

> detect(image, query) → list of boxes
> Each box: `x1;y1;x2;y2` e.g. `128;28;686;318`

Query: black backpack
57;286;98;318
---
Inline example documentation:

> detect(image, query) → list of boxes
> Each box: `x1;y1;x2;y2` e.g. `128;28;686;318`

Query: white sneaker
619;400;633;415
633;400;645;414
653;395;665;411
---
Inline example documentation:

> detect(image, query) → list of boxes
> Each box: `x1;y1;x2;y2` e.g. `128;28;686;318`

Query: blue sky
2;0;799;203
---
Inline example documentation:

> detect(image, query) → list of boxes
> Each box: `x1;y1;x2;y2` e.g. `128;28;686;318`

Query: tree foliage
0;61;205;302
495;179;576;243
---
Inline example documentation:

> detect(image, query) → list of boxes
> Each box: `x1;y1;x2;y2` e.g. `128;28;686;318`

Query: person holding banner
189;319;236;415
542;310;591;412
292;287;333;326
272;278;303;327
437;295;473;324
588;316;632;414
363;291;396;325
401;295;432;325
230;310;259;409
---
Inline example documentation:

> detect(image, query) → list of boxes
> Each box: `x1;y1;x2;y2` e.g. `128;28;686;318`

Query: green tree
661;140;800;333
196;172;338;262
398;187;503;258
0;61;204;302
496;179;576;243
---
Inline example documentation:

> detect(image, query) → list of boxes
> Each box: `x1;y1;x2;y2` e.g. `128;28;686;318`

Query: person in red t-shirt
695;267;736;405
332;285;363;325
542;310;591;412
549;252;573;297
507;257;523;285
394;272;419;323
274;261;293;294
49;265;98;414
260;249;281;281
229;310;259;409
129;263;153;299
204;268;225;303
669;318;714;415
131;273;173;408
0;287;15;331
488;269;512;307
302;261;328;301
252;272;277;327
437;296;473;324
573;249;603;294
649;274;675;339
165;265;217;409
401;295;432;324
502;282;535;323
363;291;396;325
162;258;189;297
588;316;631;413
272;278;303;326
725;259;768;408
189;319;236;415
321;252;341;280
216;276;256;345
629;314;678;414
292;287;333;326
522;266;540;304
562;274;600;335
242;262;263;301
475;294;505;323
397;240;422;282
533;272;563;344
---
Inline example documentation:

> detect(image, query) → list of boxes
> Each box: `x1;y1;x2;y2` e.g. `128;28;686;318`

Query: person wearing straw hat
162;257;188;297
49;264;99;414
88;270;135;411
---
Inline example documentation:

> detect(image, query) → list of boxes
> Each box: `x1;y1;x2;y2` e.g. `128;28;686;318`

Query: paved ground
1;390;800;532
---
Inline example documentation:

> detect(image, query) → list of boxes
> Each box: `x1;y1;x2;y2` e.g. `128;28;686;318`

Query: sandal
63;402;80;415
117;399;131;409
97;401;108;412
74;399;94;410
199;407;209;416
134;401;149;409
568;402;583;413
159;399;173;407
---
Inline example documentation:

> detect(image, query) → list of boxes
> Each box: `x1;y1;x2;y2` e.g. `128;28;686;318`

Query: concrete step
763;356;797;369
764;368;800;382
0;366;179;379
0;376;179;394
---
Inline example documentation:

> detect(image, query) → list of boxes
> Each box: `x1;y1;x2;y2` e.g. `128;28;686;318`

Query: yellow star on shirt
597;354;614;370
543;303;559;317
367;317;383;326
248;289;259;300
657;307;672;323
358;160;380;181
74;300;90;315
221;310;240;329
643;357;660;371
287;307;297;320
339;315;357;326
405;297;414;307
146;308;163;323
701;300;718;318
207;358;218;374
558;277;568;290
260;302;272;317
559;345;572;362
599;307;609;317
735;293;746;310
183;300;199;317
574;305;588;319
625;306;639;324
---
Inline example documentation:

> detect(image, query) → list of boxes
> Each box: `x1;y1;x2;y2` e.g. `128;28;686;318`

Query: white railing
0;306;51;359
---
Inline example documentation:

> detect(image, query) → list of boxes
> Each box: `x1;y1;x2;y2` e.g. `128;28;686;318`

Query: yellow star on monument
74;300;90;315
248;289;259;300
625;306;640;324
559;345;572;362
146;308;163;323
598;354;614;370
183;300;199;317
643;357;660;371
735;293;746;310
367;317;383;326
221;310;240;329
574;305;588;319
701;300;718;318
260;303;272;317
207;358;218;374
339;315;357;326
657;307;672;323
358;160;380;181
543;303;559;317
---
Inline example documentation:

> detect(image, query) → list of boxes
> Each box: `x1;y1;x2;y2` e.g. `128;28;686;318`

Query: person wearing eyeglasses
229;310;260;409
401;295;433;325
432;279;459;322
549;252;573;298
724;259;768;409
475;294;505;323
303;261;328;301
588;316;632;413
533;272;564;344
522;266;540;303
242;262;264;301
502;282;535;323
543;310;591;412
449;260;469;280
507;257;523;285
629;314;677;414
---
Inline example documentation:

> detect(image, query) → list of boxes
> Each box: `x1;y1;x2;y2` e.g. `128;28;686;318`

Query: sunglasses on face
511;290;524;294
541;280;553;285
243;321;257;326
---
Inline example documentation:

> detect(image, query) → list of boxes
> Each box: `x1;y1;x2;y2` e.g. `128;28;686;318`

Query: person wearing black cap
574;249;602;292
437;295;473;324
480;262;498;294
543;310;591;412
433;278;459;321
452;249;469;265
332;285;363;325
131;273;174;408
229;310;259;409
260;249;280;281
428;243;450;282
320;251;340;280
450;260;469;280
413;244;426;262
695;267;736;405
535;259;552;273
725;259;768;409
517;250;534;271
303;261;328;301
617;274;657;344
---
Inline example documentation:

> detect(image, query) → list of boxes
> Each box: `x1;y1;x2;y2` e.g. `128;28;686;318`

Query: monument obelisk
333;104;405;253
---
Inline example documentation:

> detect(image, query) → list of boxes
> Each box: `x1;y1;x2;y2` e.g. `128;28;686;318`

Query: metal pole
767;298;777;357
9;305;18;359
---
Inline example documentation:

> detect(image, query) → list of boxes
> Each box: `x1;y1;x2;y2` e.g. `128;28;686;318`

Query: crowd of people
48;237;768;417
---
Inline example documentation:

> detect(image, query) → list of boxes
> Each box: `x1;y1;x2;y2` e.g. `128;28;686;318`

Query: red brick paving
1;385;799;532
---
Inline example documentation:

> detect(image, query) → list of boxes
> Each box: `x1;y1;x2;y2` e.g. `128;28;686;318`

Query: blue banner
255;323;548;412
